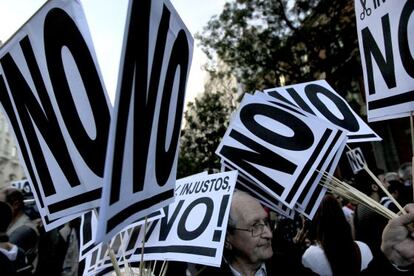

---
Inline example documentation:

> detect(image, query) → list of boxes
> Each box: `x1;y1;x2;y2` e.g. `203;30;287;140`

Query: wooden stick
153;260;157;272
345;144;406;214
363;165;407;214
319;172;398;220
140;217;149;275
323;180;396;219
322;183;396;219
159;261;167;276
121;234;134;276
410;112;414;201
161;261;169;276
108;244;122;276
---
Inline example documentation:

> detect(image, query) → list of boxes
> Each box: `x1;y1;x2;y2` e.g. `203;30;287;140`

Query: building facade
0;111;25;189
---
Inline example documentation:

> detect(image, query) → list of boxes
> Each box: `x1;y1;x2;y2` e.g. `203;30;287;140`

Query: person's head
0;201;12;233
312;194;358;275
398;162;412;186
354;170;383;201
387;180;408;206
374;168;385;186
0;187;25;218
225;190;273;268
384;172;400;186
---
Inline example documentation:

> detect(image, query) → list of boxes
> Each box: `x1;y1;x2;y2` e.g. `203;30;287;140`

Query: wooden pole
140;217;149;275
410;112;414;202
108;245;122;276
345;145;406;214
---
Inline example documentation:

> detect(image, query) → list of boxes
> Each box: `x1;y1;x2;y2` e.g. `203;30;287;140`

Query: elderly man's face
227;193;273;265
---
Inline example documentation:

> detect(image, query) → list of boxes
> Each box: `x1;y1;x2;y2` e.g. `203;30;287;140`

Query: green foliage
197;0;363;103
177;89;235;178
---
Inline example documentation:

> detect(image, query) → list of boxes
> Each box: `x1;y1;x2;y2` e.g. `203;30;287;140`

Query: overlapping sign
264;80;380;142
82;171;237;275
346;147;366;174
0;0;111;230
355;0;414;122
79;209;165;263
216;91;348;219
9;179;33;198
221;161;295;219
97;0;194;243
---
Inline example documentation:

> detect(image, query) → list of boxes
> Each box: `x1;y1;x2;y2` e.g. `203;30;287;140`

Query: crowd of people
0;187;83;276
0;164;414;275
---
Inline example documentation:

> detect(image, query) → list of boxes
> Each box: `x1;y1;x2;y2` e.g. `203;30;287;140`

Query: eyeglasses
231;220;271;237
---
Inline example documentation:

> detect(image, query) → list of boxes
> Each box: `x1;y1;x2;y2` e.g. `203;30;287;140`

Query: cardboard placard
97;0;194;243
0;0;111;230
355;0;414;122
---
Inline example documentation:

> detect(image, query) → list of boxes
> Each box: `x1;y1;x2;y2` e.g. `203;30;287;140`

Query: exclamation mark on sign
213;194;230;242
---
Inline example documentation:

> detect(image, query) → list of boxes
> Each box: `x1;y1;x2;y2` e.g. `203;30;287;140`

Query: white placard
79;208;164;263
220;161;295;219
264;80;380;142
132;170;238;267
216;94;347;211
9;179;33;197
84;171;237;274
97;0;194;243
346;147;366;174
295;139;347;219
355;0;414;122
0;0;112;229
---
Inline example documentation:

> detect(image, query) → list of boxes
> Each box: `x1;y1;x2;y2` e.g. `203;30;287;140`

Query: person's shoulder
196;263;233;276
355;240;371;253
0;251;16;275
355;240;373;269
302;244;324;258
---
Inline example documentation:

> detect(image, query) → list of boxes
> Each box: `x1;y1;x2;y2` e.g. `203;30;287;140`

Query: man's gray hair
227;189;251;230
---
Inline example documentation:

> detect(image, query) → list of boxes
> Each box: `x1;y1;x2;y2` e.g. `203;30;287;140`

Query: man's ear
225;237;232;250
371;184;379;192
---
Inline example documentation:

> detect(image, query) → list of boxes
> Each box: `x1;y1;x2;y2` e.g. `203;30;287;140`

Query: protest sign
9;179;33;198
346;147;366;174
216;93;346;214
129;170;237;267
82;171;237;274
355;0;414;122
294;139;347;219
0;0;111;229
264;80;380;142
97;0;194;243
79;209;164;273
221;161;295;219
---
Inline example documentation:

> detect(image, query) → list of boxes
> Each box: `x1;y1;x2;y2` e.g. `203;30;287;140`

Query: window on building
11;146;17;157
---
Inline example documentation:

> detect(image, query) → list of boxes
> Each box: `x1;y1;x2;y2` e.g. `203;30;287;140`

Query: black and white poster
346;147;366;174
97;0;194;243
356;0;414;122
216;93;347;213
0;0;111;229
83;171;237;275
264;80;380;142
